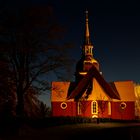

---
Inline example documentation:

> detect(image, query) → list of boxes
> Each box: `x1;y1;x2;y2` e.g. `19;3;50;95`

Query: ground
1;122;140;140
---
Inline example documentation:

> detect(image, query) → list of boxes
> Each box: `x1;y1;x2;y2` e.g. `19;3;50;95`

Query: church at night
51;11;137;120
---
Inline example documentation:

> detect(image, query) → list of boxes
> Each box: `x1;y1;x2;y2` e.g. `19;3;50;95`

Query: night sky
48;0;140;83
2;0;140;106
43;0;140;106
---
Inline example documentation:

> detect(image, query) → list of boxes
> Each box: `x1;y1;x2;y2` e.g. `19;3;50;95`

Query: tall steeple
83;11;98;66
75;11;99;82
82;10;93;61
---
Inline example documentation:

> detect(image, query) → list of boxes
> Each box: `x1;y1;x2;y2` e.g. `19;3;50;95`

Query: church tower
75;11;99;82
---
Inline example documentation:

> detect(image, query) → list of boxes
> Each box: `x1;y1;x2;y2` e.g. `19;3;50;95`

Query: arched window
108;102;111;115
77;102;82;115
90;47;92;54
91;101;98;114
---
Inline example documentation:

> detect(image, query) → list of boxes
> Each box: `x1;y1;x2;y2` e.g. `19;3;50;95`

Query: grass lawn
1;122;140;140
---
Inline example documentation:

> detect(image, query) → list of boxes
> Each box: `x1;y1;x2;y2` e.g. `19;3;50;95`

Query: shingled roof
67;65;120;100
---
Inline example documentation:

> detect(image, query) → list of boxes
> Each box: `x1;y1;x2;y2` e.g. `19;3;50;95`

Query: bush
25;116;100;128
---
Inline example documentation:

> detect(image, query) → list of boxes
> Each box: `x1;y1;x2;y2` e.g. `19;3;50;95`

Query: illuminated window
108;102;111;115
85;48;89;54
91;101;98;114
90;48;92;54
77;102;82;115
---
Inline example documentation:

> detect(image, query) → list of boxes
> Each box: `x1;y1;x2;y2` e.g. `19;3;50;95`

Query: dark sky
3;0;140;82
48;0;140;83
2;0;140;106
43;0;140;106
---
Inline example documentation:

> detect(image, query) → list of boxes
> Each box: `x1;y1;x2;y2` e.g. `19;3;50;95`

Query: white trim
79;72;87;75
120;102;127;110
91;101;98;114
60;102;67;109
92;115;98;118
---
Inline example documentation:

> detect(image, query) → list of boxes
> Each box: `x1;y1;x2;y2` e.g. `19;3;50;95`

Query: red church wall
98;100;110;118
51;101;77;117
51;101;135;120
111;101;135;120
79;100;92;117
79;100;110;118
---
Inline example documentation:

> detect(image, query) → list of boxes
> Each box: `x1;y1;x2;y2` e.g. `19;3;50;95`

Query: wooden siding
52;101;76;117
111;101;135;120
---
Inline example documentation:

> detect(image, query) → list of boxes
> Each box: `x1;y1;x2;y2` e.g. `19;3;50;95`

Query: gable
67;65;120;100
51;81;74;102
111;81;136;101
88;78;110;101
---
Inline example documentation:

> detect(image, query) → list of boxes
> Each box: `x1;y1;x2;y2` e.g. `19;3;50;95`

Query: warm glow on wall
134;84;140;118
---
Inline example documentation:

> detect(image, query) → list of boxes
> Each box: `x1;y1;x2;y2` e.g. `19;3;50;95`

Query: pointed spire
85;10;90;45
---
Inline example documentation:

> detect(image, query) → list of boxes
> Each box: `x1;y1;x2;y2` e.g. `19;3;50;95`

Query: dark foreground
0;122;140;140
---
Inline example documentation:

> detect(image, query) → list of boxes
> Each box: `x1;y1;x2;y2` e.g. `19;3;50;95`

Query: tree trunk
16;87;24;119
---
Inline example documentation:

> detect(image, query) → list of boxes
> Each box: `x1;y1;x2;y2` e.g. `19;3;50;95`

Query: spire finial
85;10;90;44
85;10;88;22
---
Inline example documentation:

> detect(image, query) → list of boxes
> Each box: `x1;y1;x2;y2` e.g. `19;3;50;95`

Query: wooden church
51;11;136;120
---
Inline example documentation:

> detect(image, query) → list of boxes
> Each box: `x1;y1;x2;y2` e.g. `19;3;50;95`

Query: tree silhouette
0;3;74;118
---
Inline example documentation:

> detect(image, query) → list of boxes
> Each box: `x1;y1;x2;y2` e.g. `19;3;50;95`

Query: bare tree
97;95;107;119
98;100;107;118
0;4;74;118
